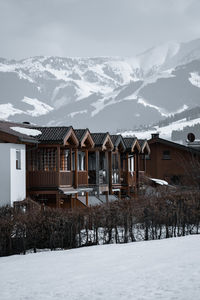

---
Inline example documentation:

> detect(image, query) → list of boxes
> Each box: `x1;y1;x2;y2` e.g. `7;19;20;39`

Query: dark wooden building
146;133;200;186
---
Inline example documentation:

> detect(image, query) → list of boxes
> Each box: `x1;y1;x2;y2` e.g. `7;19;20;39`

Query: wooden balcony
60;171;74;186
27;171;57;188
78;171;88;185
27;171;75;188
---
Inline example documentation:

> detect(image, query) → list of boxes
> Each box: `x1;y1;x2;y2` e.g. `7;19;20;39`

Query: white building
0;121;38;207
0;143;26;206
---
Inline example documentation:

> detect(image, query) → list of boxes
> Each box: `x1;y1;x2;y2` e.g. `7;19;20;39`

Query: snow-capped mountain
1;38;200;132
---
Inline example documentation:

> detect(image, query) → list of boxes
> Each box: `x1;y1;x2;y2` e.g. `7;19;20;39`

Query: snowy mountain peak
1;38;200;134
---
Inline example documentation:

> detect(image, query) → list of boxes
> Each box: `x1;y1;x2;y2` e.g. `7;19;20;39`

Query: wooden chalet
138;139;151;174
26;126;94;208
146;133;200;186
123;137;141;196
0;120;152;208
90;132;114;201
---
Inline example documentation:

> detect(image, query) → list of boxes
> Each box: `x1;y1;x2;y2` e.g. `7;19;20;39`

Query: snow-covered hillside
121;116;200;141
1;39;200;131
0;235;199;300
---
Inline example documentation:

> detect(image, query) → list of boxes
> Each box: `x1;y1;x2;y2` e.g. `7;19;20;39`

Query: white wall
0;143;26;206
10;144;26;206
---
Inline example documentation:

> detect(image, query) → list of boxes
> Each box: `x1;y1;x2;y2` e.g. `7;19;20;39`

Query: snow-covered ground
0;235;199;300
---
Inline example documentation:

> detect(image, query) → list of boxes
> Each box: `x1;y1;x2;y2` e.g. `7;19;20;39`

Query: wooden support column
95;150;100;196
86;192;89;206
85;149;88;185
125;152;130;196
135;153;139;193
108;151;112;194
74;149;78;188
105;151;109;184
57;146;60;186
70;148;73;170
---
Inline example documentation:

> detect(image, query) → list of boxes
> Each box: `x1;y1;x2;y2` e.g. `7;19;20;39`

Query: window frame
16;149;21;170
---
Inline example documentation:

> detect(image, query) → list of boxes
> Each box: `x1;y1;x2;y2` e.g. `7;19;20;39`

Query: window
112;153;119;170
163;150;171;160
60;149;71;171
128;155;134;172
78;151;85;171
16;150;21;170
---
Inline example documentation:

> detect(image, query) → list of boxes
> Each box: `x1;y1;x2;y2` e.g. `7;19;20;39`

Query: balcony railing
27;171;57;188
78;171;88;185
60;171;74;186
28;171;75;188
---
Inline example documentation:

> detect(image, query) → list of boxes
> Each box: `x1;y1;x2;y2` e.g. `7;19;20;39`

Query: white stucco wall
10;144;26;206
0;143;26;206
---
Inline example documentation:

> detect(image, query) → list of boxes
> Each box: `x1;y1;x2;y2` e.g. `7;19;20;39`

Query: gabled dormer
123;137;141;153
138;139;150;155
91;132;114;151
74;129;95;148
110;135;126;152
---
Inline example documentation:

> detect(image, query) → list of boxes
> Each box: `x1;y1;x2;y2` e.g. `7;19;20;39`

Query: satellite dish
187;132;195;142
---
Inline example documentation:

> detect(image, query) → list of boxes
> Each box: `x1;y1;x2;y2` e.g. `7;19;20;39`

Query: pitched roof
138;139;150;154
74;129;87;142
123;137;137;149
148;137;200;155
30;126;72;144
123;137;141;152
91;132;114;150
110;134;126;151
91;133;108;146
0;121;37;144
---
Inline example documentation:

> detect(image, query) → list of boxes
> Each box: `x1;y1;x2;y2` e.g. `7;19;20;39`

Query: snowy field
0;235;200;300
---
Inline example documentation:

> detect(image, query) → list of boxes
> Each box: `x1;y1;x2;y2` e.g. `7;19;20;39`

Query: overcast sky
1;0;200;59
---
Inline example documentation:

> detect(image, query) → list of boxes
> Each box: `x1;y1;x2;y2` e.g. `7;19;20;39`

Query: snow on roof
10;127;42;137
150;178;169;186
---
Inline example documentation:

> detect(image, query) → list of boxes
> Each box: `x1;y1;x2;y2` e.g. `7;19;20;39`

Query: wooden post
108;151;112;194
57;146;60;186
70;148;72;170
95;150;100;197
74;149;78;188
86;191;89;206
136;153;139;191
85;149;88;185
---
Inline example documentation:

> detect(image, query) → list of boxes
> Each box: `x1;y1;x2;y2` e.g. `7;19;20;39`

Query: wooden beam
85;149;88;185
108;151;112;194
57;146;60;186
74;149;78;188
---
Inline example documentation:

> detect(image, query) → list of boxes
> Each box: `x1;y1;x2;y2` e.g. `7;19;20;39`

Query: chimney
151;133;159;139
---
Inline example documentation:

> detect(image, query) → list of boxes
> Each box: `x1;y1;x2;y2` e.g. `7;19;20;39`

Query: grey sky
0;0;200;59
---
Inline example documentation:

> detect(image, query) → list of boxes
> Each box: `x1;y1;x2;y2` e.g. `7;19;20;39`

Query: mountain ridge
0;38;200;133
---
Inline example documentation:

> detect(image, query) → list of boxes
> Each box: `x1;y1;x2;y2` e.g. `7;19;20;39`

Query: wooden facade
146;134;200;186
0;121;152;209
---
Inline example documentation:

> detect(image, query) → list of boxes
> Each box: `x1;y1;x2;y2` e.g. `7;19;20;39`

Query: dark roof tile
31;126;71;144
